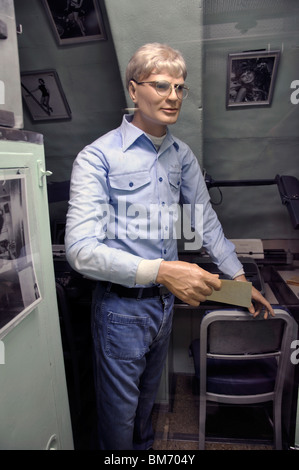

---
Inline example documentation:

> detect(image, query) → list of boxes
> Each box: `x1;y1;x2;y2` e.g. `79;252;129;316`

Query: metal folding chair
190;308;297;449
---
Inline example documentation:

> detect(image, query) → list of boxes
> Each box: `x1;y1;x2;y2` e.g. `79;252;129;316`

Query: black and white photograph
226;50;280;108
21;69;71;122
0;174;41;339
42;0;106;45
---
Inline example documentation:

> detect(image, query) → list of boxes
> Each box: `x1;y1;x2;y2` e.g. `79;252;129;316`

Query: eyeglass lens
156;81;188;99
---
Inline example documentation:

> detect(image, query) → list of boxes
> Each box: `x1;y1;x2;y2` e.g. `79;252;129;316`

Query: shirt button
159;177;163;182
164;249;167;254
129;182;134;187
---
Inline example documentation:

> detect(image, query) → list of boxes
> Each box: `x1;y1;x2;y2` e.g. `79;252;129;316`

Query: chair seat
190;339;277;396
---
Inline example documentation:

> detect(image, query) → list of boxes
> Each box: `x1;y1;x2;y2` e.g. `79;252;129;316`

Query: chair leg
273;399;282;450
199;396;206;450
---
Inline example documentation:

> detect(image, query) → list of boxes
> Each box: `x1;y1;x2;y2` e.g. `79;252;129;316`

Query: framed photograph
42;0;106;45
0;173;41;339
226;50;280;108
21;70;71;122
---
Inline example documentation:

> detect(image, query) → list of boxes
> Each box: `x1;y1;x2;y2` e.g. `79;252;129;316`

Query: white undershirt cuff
135;258;164;285
232;268;245;279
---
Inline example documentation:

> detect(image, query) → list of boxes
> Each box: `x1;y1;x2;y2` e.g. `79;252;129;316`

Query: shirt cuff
135;258;164;285
232;268;245;279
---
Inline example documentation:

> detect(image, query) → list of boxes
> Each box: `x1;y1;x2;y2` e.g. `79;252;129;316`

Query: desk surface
278;270;299;299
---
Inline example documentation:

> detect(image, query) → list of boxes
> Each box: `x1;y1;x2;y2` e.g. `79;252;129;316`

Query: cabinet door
0;132;73;449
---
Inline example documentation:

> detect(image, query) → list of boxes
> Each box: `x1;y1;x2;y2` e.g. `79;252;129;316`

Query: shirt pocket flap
109;170;151;191
168;171;181;189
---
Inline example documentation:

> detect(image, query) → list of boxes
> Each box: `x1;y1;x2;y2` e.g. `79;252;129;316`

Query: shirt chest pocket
168;171;181;203
108;170;152;203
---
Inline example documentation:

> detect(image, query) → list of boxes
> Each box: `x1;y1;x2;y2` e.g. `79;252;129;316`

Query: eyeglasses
131;78;189;100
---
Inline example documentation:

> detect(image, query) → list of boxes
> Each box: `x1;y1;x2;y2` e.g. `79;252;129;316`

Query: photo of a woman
227;51;280;108
29;78;53;115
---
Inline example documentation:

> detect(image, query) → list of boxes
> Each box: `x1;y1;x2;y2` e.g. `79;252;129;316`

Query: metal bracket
37;160;52;187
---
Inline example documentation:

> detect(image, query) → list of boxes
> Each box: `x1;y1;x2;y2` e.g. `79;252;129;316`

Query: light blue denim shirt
65;114;243;287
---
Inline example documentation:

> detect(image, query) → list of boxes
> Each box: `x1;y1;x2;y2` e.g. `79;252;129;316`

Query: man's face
129;72;185;136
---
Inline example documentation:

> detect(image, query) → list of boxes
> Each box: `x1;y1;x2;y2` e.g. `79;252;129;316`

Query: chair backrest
200;308;296;361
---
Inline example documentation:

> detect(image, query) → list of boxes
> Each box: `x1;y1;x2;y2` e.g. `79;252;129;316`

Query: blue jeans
91;282;174;450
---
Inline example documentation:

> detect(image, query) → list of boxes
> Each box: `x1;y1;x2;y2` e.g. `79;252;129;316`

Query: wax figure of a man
65;43;274;450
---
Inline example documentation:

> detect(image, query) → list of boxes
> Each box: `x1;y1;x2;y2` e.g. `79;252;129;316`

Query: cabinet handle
37;160;52;187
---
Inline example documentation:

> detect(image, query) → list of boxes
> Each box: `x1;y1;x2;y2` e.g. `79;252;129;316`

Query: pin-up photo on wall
21;70;71;122
226;50;280;108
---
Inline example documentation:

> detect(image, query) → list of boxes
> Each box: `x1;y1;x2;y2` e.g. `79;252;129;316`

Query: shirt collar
121;114;180;152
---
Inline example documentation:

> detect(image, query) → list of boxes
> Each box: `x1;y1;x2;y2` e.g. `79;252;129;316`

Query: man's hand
234;274;275;319
156;260;221;306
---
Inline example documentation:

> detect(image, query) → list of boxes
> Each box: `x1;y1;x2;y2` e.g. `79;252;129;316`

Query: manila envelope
206;279;252;308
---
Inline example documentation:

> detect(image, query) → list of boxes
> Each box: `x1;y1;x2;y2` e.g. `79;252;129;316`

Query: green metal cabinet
0;128;73;449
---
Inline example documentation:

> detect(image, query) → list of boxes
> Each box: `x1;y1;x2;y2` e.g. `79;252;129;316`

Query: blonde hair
125;43;187;90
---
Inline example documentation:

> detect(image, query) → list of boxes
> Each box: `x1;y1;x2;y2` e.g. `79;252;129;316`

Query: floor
152;374;274;451
69;372;274;450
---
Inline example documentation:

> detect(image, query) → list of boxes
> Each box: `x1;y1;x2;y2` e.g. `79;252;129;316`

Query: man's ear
129;80;137;103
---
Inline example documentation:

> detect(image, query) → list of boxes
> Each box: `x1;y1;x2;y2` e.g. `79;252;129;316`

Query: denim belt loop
137;288;144;300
